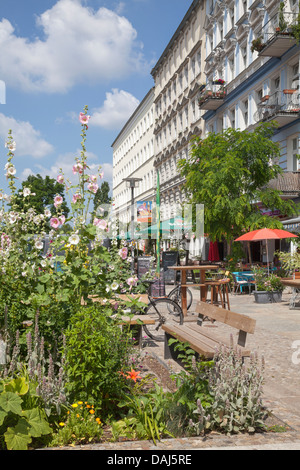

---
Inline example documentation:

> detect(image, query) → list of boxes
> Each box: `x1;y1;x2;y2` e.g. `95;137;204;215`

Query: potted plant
251;37;265;53
252;266;284;303
290;3;300;44
278;2;288;32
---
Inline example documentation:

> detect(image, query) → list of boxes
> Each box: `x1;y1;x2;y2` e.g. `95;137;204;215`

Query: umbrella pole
266;241;269;275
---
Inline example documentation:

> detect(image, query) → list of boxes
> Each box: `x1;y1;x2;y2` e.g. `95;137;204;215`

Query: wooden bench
162;301;256;362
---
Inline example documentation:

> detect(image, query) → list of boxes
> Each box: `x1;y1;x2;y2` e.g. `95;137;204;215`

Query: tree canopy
14;174;69;217
178;123;296;252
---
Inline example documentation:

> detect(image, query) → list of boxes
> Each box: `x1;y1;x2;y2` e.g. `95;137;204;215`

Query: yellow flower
71;403;78;408
77;401;83;405
96;418;101;424
59;422;65;427
89;409;95;414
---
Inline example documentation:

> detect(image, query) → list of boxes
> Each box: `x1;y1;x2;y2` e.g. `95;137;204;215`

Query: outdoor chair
232;273;255;295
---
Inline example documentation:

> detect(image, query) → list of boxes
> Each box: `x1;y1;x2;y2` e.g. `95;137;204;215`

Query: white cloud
26;150;113;189
0;0;147;93
0;113;54;158
91;89;140;130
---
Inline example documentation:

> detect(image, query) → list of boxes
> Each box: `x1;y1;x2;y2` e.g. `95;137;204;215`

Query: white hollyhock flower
35;240;44;250
111;282;119;291
68;233;80;245
23;187;31;197
5;141;16;152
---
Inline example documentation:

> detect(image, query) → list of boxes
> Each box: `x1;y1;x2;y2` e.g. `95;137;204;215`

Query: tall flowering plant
0;107;134;344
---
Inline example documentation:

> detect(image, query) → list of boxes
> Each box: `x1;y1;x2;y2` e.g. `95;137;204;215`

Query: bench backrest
195;301;256;347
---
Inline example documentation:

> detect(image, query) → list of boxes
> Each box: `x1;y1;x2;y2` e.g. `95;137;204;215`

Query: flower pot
261;95;270;102
254;290;282;303
283;89;296;94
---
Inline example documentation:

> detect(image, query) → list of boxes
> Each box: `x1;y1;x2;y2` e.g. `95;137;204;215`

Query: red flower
126;368;141;382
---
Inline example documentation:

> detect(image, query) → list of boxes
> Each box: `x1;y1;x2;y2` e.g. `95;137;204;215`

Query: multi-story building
150;0;206;222
200;0;299;169
199;0;300;258
112;88;155;232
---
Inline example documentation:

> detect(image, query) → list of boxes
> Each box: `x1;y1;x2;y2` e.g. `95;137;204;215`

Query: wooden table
168;265;219;315
282;278;300;309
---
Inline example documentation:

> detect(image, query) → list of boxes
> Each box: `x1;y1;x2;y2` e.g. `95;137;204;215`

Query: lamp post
123;177;142;273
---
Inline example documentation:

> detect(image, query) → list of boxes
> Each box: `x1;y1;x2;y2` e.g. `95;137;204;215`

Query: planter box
254;291;282;303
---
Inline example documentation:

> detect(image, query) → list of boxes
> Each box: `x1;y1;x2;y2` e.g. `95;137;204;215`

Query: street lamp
123;177;142;273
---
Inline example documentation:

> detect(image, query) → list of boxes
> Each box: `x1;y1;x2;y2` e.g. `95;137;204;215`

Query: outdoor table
282;279;300;309
168;265;219;316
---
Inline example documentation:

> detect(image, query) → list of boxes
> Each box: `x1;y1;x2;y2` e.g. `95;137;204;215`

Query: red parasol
235;228;298;242
235;228;298;273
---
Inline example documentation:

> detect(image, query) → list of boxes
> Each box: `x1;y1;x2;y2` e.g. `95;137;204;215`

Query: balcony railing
252;11;298;57
254;90;300;126
198;86;226;110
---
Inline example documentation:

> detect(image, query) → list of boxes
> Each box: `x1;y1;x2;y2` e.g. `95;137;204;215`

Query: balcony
254;90;300;127
252;11;298;57
198;83;226;110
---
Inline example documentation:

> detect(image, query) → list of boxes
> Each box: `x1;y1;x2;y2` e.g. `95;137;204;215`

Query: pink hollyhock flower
59;215;65;226
50;217;60;229
87;182;98;194
72;163;84;175
93;218;107;230
118;247;128;260
54;195;63;207
126;276;138;290
72;193;82;203
99;171;104;179
79;112;91;126
57;175;64;184
89;175;97;183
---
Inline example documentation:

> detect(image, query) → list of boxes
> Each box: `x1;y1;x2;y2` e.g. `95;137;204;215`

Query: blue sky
0;0;192;196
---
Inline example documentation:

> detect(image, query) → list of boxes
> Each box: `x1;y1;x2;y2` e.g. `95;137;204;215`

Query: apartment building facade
199;0;300;258
200;0;299;173
112;88;155;231
150;0;206;222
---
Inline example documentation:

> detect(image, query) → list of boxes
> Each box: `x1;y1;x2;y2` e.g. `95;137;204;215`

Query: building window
243;99;248;127
241;46;247;70
292;138;299;171
230;108;236;128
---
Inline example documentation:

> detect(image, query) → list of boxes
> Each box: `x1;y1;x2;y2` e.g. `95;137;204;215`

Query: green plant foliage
178;123;296;253
0;376;51;450
63;304;136;415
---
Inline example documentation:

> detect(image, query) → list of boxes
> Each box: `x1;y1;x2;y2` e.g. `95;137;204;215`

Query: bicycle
167;284;193;312
138;279;184;342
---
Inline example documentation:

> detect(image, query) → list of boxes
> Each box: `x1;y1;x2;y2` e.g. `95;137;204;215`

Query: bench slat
196;301;256;334
162;324;217;358
118;315;155;325
171;324;222;351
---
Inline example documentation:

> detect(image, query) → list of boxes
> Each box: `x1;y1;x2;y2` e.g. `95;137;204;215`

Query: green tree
178;122;296;254
92;181;111;218
13;174;69;217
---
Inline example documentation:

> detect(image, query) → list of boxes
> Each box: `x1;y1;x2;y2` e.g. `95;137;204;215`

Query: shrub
63;304;136;416
189;341;266;435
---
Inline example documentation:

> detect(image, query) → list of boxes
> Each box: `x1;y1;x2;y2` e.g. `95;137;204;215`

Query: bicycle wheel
143;298;183;342
167;286;193;311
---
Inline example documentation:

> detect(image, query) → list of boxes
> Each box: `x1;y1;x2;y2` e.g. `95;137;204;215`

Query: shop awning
283;217;300;233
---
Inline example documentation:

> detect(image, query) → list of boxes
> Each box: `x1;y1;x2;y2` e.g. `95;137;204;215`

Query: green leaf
22;408;52;437
0;392;23;416
4;418;32;450
4;377;29;396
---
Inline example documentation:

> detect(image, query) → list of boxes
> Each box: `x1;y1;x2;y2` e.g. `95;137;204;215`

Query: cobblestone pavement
45;287;300;451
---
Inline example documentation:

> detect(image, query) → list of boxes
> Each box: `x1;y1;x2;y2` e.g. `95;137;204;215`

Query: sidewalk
47;288;300;451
